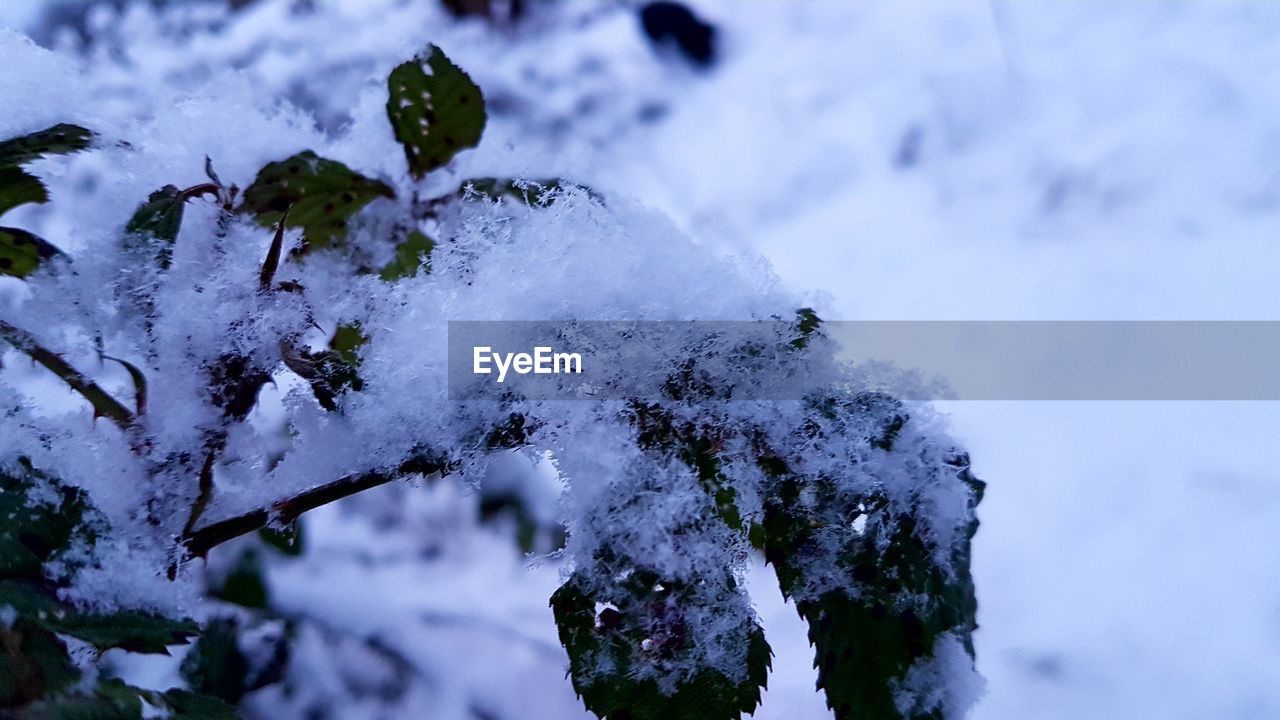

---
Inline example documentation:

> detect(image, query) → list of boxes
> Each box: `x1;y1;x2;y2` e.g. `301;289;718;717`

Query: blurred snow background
3;0;1279;718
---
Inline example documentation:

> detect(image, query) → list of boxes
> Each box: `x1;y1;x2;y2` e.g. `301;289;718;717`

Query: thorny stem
99;353;148;416
179;453;448;559
0;319;135;429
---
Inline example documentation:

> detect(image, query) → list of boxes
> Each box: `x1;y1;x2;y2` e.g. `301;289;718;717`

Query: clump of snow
0;29;88;138
893;632;987;718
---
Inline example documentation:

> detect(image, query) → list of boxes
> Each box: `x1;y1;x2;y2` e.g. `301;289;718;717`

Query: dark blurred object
27;0;278;48
639;1;717;67
894;126;924;169
443;0;526;23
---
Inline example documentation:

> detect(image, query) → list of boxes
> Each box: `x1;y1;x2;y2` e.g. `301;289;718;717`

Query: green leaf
755;395;984;720
0;124;93;219
214;549;268;609
387;45;487;178
0;228;65;279
313;323;367;410
49;611;198;655
14;680;239;720
0;581;196;656
789;524;978;720
0;466;197;711
181;617;251;704
551;570;770;720
158;689;240;720
0;466;195;657
329;323;366;364
0;462;87;580
0;125;94;167
123;185;185;273
89;678;148;712
125;186;185;244
379;230;434;281
1;620;79;710
790;307;822;349
0;579;61;620
14;679;144;720
0;166;48;216
239;151;394;250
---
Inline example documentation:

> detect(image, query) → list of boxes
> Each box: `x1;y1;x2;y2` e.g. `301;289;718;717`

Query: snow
3;0;1280;718
894;632;987;718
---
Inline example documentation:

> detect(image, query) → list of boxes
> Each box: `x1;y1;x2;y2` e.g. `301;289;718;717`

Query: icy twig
180;453;449;558
0;319;135;429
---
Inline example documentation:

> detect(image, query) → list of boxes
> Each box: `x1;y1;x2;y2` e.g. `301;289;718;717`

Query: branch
0;319;135;429
180;454;448;558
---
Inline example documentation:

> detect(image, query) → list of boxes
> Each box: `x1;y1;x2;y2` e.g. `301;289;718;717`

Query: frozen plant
0;41;983;720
